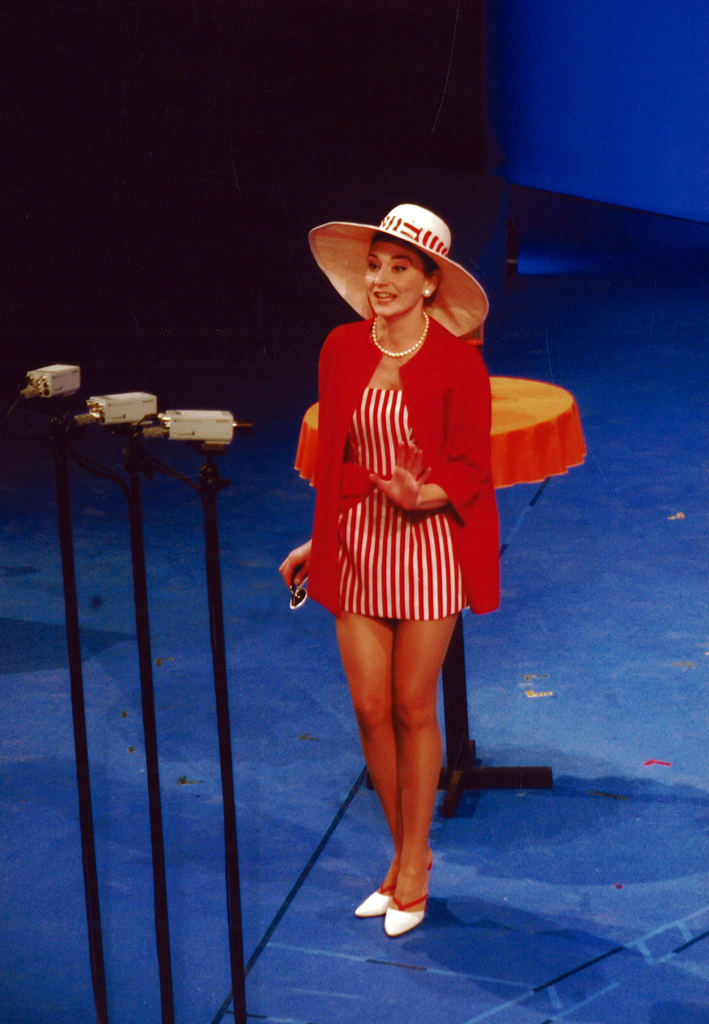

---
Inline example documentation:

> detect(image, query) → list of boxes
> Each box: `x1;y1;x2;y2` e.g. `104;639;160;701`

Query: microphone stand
198;447;247;1024
6;393;248;1023
141;438;249;1024
48;411;110;1024
120;438;175;1024
64;433;177;1024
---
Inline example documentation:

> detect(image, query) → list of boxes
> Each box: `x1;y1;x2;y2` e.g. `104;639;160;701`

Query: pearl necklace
371;312;429;358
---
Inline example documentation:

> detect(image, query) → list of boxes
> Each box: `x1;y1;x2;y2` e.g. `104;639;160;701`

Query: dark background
3;0;495;418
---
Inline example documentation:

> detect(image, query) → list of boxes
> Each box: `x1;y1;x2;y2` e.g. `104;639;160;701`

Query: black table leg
438;613;552;817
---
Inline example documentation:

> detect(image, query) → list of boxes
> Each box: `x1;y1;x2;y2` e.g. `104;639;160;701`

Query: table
294;377;586;815
295;377;586;488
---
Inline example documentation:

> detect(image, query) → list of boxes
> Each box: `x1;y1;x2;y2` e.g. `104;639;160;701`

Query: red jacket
308;317;500;616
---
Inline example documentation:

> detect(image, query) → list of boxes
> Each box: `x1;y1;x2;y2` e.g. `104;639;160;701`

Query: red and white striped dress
338;387;466;620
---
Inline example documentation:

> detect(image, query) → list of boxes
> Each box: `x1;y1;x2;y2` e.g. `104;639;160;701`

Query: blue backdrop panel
485;0;709;221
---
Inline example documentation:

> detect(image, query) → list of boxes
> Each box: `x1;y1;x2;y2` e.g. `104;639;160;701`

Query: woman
280;204;499;937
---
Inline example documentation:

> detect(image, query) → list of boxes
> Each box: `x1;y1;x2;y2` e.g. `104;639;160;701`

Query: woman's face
365;240;438;320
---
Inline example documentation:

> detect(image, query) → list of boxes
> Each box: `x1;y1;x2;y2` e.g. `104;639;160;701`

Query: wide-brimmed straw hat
308;203;488;336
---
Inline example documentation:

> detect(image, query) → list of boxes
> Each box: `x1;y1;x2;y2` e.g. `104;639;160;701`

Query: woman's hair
370;231;440;278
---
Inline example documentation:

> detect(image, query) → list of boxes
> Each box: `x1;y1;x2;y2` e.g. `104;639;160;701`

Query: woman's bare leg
391;614;459;907
336;611;401;889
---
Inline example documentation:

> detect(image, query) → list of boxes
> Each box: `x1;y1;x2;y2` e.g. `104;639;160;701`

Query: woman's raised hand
279;538;312;589
370;443;432;511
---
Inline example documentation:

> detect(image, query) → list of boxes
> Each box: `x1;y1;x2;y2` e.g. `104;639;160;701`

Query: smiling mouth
373;292;396;301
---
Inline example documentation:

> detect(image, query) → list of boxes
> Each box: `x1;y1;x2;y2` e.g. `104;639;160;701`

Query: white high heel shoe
354;883;395;918
384;856;432;936
384;892;427;936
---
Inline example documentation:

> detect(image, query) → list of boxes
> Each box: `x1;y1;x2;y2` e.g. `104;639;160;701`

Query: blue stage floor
2;193;709;1023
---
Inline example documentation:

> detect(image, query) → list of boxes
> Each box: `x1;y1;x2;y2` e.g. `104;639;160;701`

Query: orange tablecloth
295;377;585;489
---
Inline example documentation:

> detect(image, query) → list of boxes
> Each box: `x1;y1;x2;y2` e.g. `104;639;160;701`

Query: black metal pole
50;418;109;1024
441;614;474;772
122;441;175;1024
437;483;555;816
199;455;247;1024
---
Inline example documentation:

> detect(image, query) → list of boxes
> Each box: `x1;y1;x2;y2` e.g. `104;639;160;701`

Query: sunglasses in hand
289;564;307;610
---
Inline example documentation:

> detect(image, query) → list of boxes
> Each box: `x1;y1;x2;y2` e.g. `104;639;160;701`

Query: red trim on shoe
385;855;430;906
392;892;427;912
